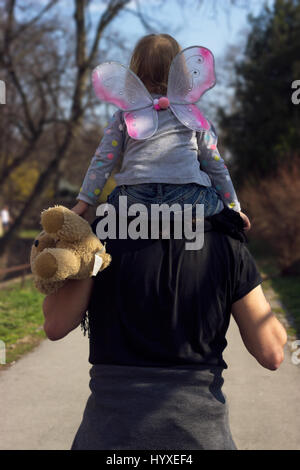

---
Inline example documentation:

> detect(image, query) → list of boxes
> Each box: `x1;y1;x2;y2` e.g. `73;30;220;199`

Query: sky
48;0;275;123
87;0;273;62
84;0;274;115
19;1;275;94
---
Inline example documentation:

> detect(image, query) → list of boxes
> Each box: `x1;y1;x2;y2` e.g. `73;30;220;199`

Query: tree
0;0;255;257
0;0;132;256
0;0;62;186
218;0;300;184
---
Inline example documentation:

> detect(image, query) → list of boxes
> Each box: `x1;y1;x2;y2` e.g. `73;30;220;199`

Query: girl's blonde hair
130;34;181;95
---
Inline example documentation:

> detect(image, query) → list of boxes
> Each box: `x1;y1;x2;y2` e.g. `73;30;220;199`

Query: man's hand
239;211;251;231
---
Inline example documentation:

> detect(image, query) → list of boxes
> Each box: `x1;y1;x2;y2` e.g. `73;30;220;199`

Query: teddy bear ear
41;205;91;242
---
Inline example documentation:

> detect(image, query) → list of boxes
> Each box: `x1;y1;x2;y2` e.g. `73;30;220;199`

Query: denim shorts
107;183;224;217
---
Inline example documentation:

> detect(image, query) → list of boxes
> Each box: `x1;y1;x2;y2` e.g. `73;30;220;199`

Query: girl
72;34;250;230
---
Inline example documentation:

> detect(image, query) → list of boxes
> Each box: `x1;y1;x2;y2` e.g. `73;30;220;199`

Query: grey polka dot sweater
77;104;241;212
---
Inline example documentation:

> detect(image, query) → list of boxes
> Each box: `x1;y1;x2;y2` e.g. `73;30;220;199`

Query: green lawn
0;279;45;366
18;229;40;239
0;229;40;239
248;237;300;337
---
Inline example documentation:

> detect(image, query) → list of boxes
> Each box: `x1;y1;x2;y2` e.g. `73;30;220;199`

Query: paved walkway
223;320;300;450
0;328;90;450
0;313;299;450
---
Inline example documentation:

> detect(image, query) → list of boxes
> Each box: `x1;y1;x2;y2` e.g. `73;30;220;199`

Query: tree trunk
0;119;81;256
0;0;132;257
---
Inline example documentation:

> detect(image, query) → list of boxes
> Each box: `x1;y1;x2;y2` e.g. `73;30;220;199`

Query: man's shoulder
90;208;246;253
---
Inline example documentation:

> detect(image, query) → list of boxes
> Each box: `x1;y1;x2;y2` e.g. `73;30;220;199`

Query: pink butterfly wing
167;46;215;132
92;62;153;111
124;107;158;140
170;103;211;132
168;46;216;104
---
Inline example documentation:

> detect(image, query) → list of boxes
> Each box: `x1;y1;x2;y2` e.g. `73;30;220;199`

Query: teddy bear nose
34;240;39;247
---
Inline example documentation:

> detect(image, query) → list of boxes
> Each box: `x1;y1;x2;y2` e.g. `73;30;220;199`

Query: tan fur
30;205;112;295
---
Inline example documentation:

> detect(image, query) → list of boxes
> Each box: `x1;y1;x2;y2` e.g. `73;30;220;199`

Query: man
42;210;287;450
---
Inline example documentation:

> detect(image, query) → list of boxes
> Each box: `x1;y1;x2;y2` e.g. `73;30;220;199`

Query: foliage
249;237;300;337
219;0;300;183
18;229;40;239
0;0;133;255
0;279;45;365
8;162;40;202
239;157;300;274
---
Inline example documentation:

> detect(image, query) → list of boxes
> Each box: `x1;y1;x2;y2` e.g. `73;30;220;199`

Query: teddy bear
30;205;111;295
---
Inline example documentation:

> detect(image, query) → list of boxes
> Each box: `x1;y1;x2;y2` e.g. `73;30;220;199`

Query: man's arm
232;285;287;370
43;278;94;341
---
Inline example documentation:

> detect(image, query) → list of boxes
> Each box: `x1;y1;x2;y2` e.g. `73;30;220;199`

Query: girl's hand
239;211;251;231
71;200;89;218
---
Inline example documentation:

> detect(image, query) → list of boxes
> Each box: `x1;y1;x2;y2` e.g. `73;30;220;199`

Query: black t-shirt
87;210;262;370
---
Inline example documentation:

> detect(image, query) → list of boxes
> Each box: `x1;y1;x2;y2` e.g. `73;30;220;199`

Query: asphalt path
0;315;299;450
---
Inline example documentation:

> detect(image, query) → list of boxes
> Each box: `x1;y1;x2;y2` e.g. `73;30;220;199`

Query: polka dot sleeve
197;125;241;212
77;111;124;205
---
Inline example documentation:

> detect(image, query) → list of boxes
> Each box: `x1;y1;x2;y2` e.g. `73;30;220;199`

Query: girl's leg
108;184;160;214
106;185;123;211
196;187;224;217
107;184;225;217
158;184;224;217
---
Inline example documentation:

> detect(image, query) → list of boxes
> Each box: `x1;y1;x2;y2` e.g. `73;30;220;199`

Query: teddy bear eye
34;240;39;247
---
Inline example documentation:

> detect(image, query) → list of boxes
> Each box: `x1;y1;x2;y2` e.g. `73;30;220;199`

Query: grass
0;279;45;367
248;237;300;338
0;229;39;239
18;229;40;239
270;276;300;336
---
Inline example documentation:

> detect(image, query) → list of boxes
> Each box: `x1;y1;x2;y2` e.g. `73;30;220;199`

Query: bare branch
3;0;16;51
11;0;59;42
5;57;36;135
125;0;158;33
88;0;131;66
74;0;87;70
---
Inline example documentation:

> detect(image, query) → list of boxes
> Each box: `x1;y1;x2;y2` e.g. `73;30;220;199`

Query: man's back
43;211;287;450
87;216;262;369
